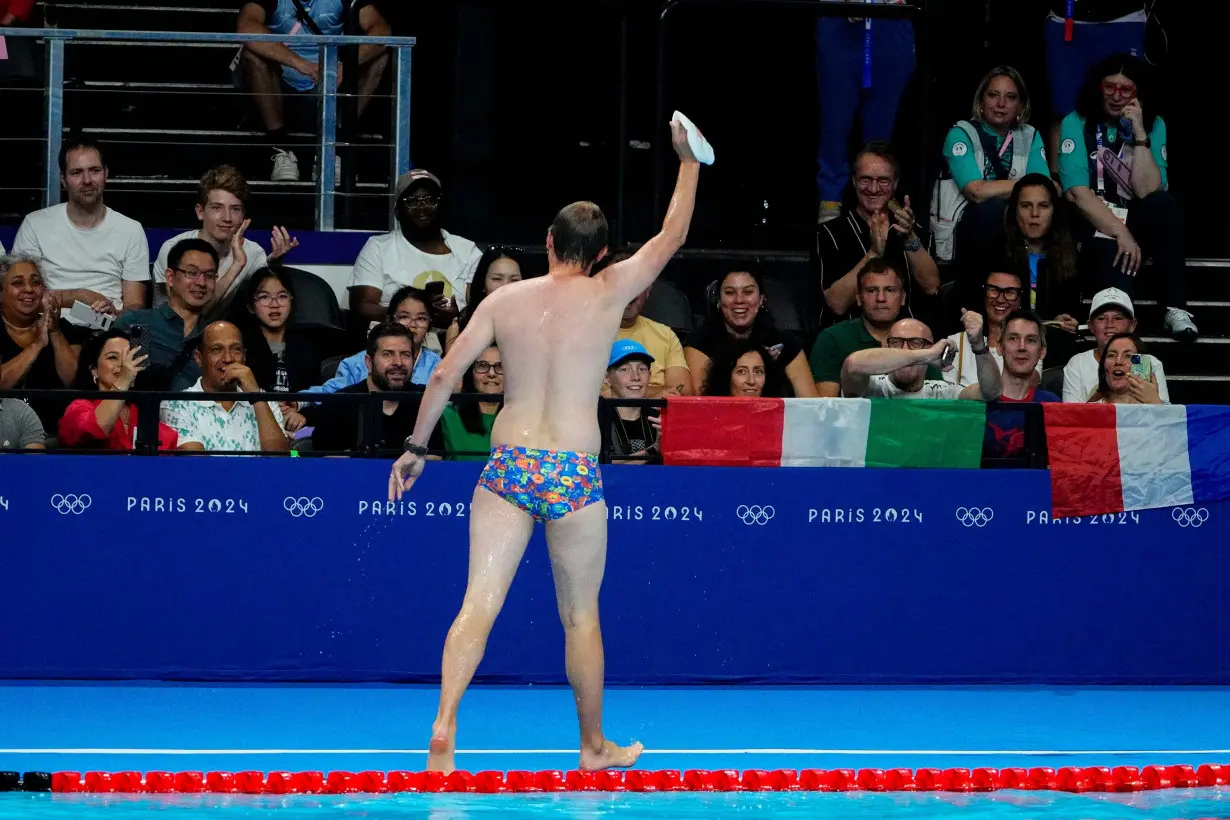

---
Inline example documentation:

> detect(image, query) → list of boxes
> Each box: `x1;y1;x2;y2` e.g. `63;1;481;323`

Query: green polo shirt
809;317;942;386
114;303;204;392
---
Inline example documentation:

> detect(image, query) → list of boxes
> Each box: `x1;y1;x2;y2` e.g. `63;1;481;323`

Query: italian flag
661;397;986;468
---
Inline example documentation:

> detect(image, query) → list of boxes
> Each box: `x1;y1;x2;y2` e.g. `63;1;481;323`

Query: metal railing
0;387;1049;469
652;0;934;226
0;27;416;231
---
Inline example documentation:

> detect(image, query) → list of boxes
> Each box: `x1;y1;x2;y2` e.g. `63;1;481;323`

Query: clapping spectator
114;238;218;391
160;321;289;453
702;339;788;399
0;255;83;432
1088;332;1162;405
444;246;523;352
812;142;940;330
11;137;148;316
152;166;298;321
841;314;1001;401
58;329;178;451
348;170;483;335
440;346;503;461
1058;54;1195;340
237;0;391;181
931;66;1050;263
1062;287;1169;403
305;285;440;396
684;269;816;398
603;340;661;463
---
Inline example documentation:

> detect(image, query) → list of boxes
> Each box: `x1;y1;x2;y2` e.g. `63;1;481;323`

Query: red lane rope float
41;764;1230;794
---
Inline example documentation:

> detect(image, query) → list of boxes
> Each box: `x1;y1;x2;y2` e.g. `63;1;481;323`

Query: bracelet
403;438;428;456
903;235;923;253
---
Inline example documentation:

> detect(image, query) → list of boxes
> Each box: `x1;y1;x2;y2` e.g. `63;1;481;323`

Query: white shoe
1164;307;1198;341
272;149;299;182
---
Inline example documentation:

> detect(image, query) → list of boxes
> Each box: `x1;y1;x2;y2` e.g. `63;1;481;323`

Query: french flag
1044;404;1230;518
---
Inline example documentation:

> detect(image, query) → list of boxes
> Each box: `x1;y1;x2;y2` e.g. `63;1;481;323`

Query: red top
59;399;179;451
1;0;37;21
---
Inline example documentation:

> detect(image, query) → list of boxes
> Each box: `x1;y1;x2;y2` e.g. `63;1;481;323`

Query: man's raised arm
599;121;702;305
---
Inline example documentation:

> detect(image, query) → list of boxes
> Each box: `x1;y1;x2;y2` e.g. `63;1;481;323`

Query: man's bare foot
427;729;455;774
578;739;644;771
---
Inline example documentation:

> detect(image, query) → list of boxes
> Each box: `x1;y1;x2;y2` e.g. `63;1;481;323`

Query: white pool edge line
4;749;1230;756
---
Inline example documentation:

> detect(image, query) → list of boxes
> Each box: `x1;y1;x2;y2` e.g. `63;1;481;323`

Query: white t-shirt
152;229;268;320
1062;348;1169;403
866;374;966;399
942;332;1043;387
348;229;483;311
11;204;149;311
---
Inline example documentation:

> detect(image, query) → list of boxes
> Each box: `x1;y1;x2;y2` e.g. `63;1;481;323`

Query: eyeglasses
254;292;291;305
887;336;932;350
173;267;217;281
856;176;894;190
474;360;503;375
1101;81;1137;99
984;284;1023;302
393;312;432;327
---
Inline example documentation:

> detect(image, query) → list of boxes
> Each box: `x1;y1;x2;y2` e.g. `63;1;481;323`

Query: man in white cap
1061;287;1169;403
347;169;483;343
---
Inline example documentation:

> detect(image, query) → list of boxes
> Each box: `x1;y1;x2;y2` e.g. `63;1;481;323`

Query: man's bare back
387;118;703;775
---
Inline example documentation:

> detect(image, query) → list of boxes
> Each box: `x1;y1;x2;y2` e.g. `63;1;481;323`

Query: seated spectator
1062;287;1168;403
0;254;83;432
348;170;483;335
153;166;298;321
114;238;218;391
1059;54;1195;339
441;346;503;461
444;246;523;352
841;314;1001;401
1088;332;1162;404
944;270;1040;387
997;174;1081;323
58;329;178;451
0;397;46;450
809;258;942;396
684;269;815;398
239;267;328;394
607;258;691;398
302;323;443;456
812;141;940;329
160;321;289;453
702;339;788;399
932;66;1050;263
237;0;391;181
603;340;661;463
983;309;1060;462
11;136;148;316
305;285;440;397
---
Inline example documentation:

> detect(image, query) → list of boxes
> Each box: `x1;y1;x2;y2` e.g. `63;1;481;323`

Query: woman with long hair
439;346;503;460
1088;332;1162;405
444;246;523;352
701;338;788;399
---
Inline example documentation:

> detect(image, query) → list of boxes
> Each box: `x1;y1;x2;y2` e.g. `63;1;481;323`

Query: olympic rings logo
1171;507;1209;528
50;494;92;515
955;507;994;528
284;497;325;518
736;505;774;526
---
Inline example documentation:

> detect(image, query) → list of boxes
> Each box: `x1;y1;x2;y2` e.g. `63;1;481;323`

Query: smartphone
1129;354;1152;381
767;343;785;359
68;300;113;331
129;323;151;353
423;281;446;300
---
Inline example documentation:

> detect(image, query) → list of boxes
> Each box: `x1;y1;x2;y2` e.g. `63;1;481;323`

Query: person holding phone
58;329;179;451
1088;332;1162;404
1058;54;1195;340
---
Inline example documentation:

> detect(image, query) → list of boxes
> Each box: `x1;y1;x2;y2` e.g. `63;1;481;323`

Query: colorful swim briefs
477;445;604;522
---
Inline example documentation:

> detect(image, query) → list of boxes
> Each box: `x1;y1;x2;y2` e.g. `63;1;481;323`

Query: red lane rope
47;764;1229;794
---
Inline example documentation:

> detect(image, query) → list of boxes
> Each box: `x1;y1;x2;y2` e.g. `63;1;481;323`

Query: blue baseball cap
608;339;655;369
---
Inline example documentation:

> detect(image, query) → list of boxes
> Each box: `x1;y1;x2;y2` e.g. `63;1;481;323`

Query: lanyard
998;131;1014;160
862;0;873;89
1095;125;1105;195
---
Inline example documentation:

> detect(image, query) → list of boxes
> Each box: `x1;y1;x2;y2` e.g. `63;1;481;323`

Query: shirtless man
388;120;702;774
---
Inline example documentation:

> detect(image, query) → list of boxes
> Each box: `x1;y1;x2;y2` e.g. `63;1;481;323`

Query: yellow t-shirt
615;316;688;393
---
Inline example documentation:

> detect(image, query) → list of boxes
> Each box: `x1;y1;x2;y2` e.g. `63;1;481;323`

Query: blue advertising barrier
2;455;1227;684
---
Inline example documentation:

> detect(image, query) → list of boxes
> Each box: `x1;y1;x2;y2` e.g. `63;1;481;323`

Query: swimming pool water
4;790;1230;819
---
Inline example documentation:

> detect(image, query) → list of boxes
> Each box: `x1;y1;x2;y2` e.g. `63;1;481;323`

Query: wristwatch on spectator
970;339;989;355
903;234;923;253
1133;137;1151;148
403;438;429;457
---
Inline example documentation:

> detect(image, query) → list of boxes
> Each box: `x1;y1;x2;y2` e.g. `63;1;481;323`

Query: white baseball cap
1089;287;1134;319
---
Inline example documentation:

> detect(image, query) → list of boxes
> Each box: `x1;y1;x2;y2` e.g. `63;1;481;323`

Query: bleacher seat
280;266;345;330
1040;366;1064;397
642;278;694;334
